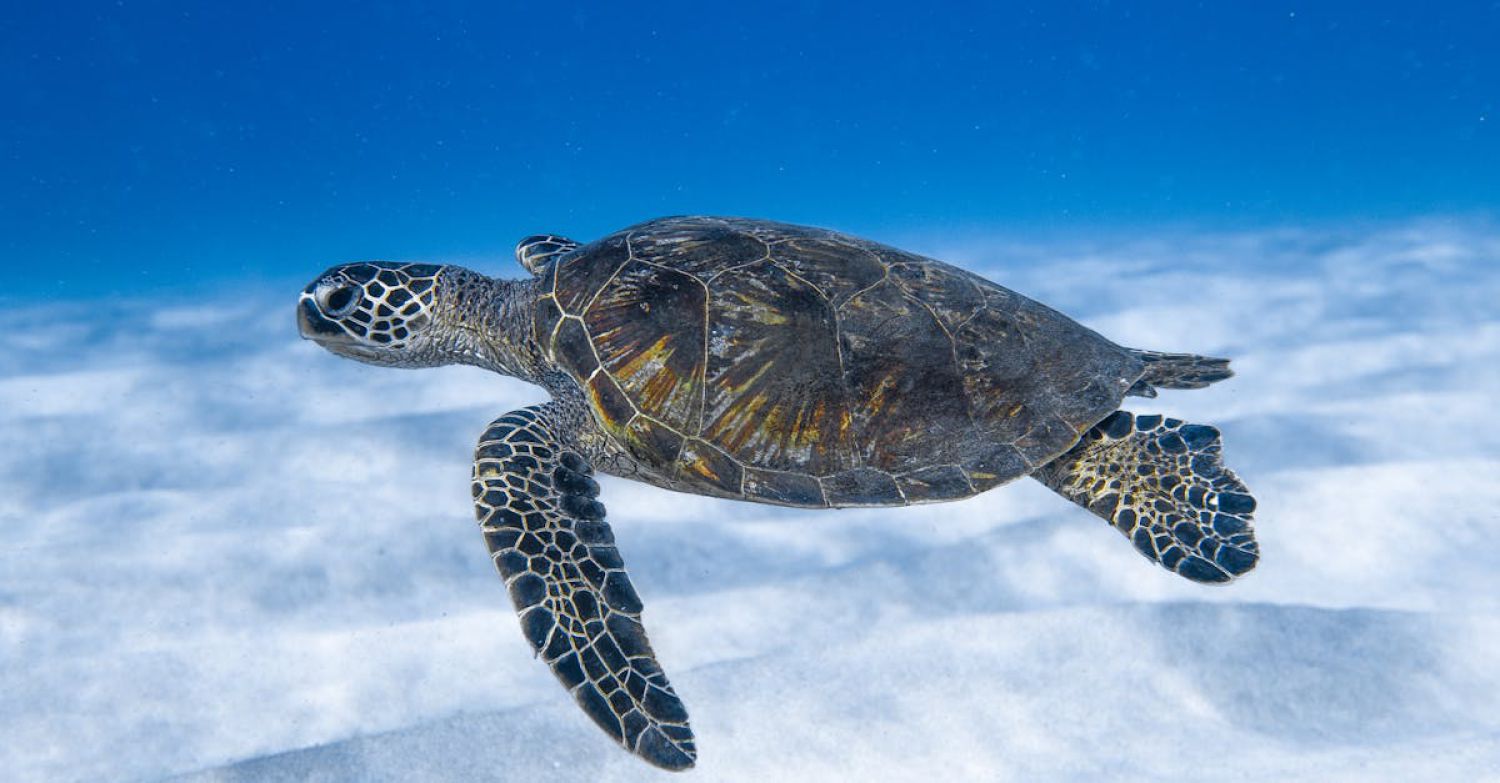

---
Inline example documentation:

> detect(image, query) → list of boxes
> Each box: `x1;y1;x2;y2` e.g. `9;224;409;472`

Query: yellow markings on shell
610;333;670;377
714;402;764;454
710;391;844;465
715;356;775;398
587;373;635;429
601;331;701;418
683;454;721;483
866;374;899;415
638;371;682;412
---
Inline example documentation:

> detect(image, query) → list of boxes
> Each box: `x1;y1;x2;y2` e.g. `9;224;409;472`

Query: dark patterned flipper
515;235;581;274
472;404;696;770
1033;410;1259;583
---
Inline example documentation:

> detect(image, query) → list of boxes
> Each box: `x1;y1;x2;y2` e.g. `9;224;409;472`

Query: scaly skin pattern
1032;410;1259;583
297;215;1259;770
296;263;442;351
472;403;696;770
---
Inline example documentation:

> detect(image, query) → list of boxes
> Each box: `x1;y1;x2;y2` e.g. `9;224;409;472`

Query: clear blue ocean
2;4;1498;781
5;2;1496;297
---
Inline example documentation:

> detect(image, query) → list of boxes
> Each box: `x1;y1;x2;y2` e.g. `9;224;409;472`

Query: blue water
3;2;1495;298
5;6;1500;781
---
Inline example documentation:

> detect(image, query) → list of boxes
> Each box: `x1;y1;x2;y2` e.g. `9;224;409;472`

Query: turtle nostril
322;285;357;316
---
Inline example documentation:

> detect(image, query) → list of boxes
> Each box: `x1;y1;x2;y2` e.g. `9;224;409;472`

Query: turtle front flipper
1032;410;1259;584
515;234;581;274
472;404;696;770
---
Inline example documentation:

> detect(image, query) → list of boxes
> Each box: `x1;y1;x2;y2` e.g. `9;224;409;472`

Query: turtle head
297;262;452;367
298;261;536;376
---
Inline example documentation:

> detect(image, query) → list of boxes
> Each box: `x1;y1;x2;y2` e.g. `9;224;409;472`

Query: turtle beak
297;294;344;340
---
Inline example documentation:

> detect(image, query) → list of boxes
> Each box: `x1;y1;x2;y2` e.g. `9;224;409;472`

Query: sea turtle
296;216;1258;770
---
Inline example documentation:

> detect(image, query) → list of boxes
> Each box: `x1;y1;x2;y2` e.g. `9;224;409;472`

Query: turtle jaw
296;295;387;363
297;290;444;367
297;295;345;341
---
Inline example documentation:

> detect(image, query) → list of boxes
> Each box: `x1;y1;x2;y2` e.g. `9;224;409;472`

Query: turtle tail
1125;350;1233;397
1032;410;1259;584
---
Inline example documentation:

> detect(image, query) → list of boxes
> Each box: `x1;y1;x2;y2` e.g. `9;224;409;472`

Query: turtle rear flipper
1033;410;1259;583
472;403;696;770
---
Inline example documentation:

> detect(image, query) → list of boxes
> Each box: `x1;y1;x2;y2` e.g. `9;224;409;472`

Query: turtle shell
533;217;1143;507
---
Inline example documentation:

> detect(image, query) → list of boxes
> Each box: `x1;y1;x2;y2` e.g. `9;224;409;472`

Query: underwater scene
3;3;1497;781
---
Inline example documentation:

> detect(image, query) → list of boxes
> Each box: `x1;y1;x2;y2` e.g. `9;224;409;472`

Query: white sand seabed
1;220;1497;781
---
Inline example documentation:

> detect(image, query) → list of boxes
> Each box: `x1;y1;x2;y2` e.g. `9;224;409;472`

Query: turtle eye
320;283;359;317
